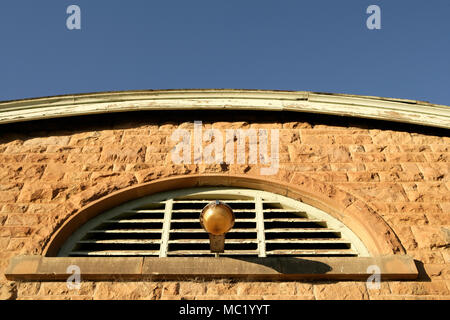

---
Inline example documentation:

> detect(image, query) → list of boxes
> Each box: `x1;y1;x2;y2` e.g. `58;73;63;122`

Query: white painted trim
159;199;173;258
254;195;266;257
0;89;448;128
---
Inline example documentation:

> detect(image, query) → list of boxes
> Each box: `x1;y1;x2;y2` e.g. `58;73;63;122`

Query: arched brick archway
43;173;404;257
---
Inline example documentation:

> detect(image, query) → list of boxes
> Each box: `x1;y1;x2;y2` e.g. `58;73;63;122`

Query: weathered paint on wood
0;90;448;128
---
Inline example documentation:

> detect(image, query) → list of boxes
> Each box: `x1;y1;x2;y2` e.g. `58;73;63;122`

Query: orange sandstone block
347;172;380;182
352;153;386;162
389;281;449;295
411;226;448;249
301;135;335;145
313;282;369;300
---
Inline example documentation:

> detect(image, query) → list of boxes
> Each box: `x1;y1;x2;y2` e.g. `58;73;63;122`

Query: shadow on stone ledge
229;256;332;278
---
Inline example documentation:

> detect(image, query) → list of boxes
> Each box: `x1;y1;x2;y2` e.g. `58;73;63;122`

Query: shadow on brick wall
1;110;449;144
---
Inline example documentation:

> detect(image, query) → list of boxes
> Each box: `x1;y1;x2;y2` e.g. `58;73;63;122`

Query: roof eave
0;89;449;129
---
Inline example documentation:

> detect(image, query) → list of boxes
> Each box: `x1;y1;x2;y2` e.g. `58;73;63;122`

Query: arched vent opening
58;188;370;257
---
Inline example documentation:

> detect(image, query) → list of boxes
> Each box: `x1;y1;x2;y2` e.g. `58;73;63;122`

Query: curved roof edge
0;89;449;129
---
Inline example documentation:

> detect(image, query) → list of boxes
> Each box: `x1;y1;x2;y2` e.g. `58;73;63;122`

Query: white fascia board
0;89;448;129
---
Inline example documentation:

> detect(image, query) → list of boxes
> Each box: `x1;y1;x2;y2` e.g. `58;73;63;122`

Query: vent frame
58;187;370;257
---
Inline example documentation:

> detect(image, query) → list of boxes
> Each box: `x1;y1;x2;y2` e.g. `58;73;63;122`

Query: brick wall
0;111;448;300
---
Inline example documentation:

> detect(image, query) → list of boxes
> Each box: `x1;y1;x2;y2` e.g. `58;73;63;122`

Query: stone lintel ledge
0;89;449;129
5;255;418;281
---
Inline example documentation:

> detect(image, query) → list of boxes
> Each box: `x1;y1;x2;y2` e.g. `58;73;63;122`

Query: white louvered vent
59;188;369;257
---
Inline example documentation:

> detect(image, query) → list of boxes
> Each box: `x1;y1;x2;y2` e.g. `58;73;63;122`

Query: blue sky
0;0;449;105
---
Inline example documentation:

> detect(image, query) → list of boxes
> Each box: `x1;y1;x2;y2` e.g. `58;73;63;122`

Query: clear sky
0;0;449;105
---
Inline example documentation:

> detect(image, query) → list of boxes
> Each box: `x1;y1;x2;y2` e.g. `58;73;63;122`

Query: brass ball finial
200;200;235;235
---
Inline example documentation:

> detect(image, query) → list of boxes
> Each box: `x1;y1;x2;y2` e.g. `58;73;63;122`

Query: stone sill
5;255;418;281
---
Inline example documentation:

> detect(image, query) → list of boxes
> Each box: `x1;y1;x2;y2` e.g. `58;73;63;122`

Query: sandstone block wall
0;111;448;300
